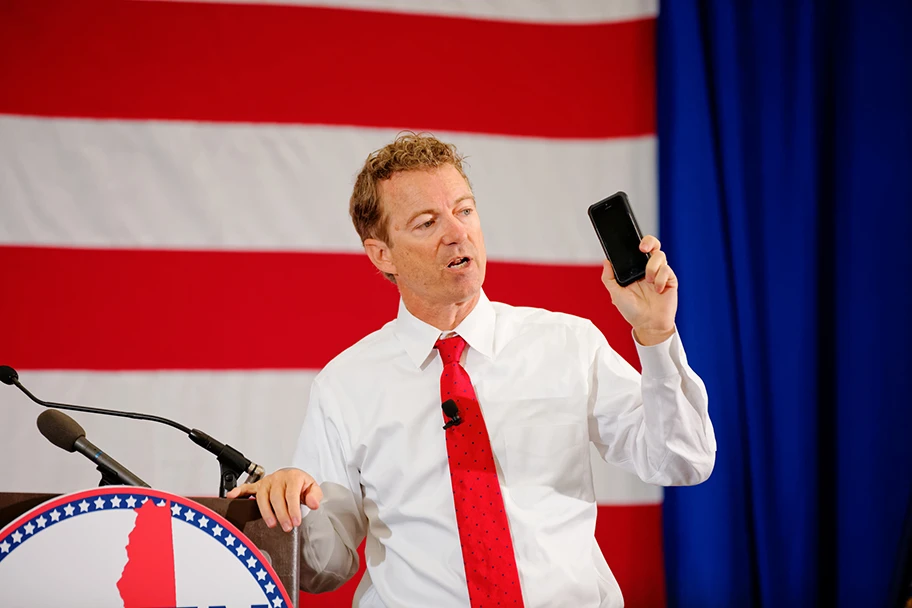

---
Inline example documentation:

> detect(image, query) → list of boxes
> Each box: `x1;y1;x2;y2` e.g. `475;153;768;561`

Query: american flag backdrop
0;1;664;605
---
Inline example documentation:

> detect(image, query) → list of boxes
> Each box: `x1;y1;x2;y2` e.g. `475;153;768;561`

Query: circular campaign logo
0;486;294;608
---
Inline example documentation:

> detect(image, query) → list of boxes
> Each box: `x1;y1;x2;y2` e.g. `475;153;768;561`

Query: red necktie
435;335;525;607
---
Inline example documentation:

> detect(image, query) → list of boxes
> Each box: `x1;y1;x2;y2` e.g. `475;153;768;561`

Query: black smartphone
587;191;650;287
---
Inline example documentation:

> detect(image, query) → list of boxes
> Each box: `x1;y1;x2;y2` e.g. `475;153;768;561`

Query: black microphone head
37;410;86;453
442;399;459;418
0;365;18;386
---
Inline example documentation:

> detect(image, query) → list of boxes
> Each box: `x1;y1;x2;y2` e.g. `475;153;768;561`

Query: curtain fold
657;1;912;606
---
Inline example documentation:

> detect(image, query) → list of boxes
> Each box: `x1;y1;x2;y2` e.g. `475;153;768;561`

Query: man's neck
402;291;481;332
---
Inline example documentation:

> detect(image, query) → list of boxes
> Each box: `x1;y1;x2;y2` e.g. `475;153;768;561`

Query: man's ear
364;238;397;277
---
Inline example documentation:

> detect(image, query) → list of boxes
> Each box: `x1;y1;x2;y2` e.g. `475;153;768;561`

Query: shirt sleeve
291;378;368;592
586;324;717;486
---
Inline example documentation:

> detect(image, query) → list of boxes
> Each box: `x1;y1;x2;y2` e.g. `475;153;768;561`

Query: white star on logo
63;504;75;517
235;545;247;557
264;580;274;593
225;534;236;547
78;500;90;513
126;496;137;508
49;510;61;522
157;500;166;507
24;523;35;535
272;597;284;607
246;556;257;568
0;540;10;553
94;497;106;510
11;531;22;544
171;504;182;516
183;510;195;522
257;569;267;581
110;496;122;508
198;516;209;528
36;516;48;529
212;525;223;537
141;497;148;505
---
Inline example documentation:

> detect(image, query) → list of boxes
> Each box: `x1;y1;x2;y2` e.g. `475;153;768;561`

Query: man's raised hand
601;235;678;346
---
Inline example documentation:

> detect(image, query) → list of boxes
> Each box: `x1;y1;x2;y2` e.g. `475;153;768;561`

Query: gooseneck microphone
0;365;21;387
2;364;265;497
442;399;463;430
37;409;150;487
3;365;192;432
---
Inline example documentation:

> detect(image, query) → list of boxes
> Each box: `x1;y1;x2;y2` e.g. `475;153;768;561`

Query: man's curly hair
350;132;471;243
349;132;472;283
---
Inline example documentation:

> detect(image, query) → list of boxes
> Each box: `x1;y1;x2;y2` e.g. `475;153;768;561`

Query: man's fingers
230;469;318;531
286;482;304;527
645;250;668;283
255;484;278;529
601;260;619;292
226;482;257;499
601;259;616;283
600;260;622;300
640;235;661;253
303;480;324;511
270;482;294;532
654;264;676;293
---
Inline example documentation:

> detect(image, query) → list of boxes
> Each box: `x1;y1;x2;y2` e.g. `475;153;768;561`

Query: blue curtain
657;1;912;606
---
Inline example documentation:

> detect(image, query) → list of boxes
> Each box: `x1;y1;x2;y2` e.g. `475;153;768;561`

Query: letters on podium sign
0;486;293;608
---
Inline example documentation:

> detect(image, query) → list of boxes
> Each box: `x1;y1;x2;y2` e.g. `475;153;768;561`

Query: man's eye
421;220;434;229
461;208;473;216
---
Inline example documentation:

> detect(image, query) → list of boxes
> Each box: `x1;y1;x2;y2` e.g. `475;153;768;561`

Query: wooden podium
0;491;300;608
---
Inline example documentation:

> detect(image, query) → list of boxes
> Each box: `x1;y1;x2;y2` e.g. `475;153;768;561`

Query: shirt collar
394;289;496;368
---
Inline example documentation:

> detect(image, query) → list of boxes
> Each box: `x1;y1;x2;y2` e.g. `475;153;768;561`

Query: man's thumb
601;260;622;298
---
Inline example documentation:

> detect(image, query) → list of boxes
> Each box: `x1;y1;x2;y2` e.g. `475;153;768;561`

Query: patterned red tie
435;335;525;607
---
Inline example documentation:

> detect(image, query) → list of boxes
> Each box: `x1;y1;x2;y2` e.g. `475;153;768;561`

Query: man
228;133;716;607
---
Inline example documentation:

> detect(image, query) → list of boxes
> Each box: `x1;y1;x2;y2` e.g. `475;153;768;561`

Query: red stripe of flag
0;1;655;139
2;245;639;371
594;503;666;607
300;504;665;607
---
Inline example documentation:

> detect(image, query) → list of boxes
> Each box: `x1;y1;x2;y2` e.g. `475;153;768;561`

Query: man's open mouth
447;257;471;269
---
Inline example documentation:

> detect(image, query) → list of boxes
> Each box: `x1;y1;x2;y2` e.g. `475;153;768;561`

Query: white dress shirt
291;289;716;607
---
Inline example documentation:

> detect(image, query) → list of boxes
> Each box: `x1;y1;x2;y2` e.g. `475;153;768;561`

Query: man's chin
450;283;483;306
430;273;480;303
449;269;483;289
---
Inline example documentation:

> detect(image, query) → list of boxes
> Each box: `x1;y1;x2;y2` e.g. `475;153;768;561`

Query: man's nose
440;214;468;244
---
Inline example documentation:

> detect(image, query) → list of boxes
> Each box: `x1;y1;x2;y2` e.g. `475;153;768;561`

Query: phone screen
590;195;648;285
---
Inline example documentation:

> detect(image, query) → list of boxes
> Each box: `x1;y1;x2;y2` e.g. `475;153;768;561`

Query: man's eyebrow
406;195;475;225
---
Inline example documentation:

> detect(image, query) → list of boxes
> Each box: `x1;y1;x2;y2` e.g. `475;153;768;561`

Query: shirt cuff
632;326;682;379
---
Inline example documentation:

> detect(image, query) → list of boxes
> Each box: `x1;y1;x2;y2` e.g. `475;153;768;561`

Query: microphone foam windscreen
442;399;459;418
37;410;86;452
0;365;18;386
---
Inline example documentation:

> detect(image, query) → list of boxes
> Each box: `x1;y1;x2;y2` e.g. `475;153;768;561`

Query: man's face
367;164;487;307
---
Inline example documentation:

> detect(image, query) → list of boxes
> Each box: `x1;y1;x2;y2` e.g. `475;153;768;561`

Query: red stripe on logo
117;499;176;607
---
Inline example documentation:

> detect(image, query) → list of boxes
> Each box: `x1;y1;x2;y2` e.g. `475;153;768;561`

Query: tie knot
435;335;467;365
